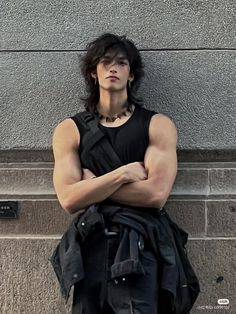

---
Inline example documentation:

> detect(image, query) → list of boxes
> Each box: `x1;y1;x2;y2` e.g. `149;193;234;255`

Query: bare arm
52;118;128;214
107;114;178;208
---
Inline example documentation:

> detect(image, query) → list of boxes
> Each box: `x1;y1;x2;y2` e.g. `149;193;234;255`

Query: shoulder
52;117;80;147
149;113;177;130
53;117;80;135
149;113;178;146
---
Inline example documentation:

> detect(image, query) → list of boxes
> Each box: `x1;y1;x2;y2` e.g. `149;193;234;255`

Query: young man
53;33;177;214
51;33;192;313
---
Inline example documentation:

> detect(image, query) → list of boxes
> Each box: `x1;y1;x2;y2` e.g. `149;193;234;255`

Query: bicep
144;114;178;199
52;119;82;208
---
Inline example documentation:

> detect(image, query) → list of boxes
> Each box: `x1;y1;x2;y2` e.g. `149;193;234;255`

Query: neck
96;88;128;116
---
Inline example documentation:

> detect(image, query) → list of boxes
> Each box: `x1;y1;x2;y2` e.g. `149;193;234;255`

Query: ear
90;71;97;79
129;73;134;81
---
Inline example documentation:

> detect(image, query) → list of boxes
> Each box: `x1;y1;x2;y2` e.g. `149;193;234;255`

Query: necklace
97;102;133;123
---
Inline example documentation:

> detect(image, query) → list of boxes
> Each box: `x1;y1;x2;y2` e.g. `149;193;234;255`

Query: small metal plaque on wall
0;201;19;219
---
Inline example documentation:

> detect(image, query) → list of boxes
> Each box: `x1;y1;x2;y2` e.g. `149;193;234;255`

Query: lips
107;76;119;79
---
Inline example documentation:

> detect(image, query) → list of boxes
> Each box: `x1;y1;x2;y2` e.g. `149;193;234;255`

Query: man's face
93;51;133;91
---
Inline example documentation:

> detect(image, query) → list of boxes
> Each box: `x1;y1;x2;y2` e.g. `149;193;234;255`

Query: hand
82;168;96;180
122;161;148;183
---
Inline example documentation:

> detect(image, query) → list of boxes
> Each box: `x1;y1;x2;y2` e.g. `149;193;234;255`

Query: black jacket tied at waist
50;203;200;314
50;111;200;313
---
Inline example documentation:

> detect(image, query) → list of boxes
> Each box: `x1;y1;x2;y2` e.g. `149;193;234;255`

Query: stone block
209;169;236;196
0;167;54;196
0;239;72;314
207;200;236;236
171;168;208;196
0;200;77;235
187;239;236;313
165;200;205;237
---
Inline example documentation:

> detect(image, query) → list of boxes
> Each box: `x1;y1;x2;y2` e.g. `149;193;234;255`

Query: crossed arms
87;113;178;209
52;113;178;213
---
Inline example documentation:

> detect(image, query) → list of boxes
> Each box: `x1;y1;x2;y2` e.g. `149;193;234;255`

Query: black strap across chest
73;111;123;171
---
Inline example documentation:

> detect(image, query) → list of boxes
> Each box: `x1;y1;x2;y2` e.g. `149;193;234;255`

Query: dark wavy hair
79;33;145;113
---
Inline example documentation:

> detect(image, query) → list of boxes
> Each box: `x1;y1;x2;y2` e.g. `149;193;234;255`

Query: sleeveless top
70;104;158;165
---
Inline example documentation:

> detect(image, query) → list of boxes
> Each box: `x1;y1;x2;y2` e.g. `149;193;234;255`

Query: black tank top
70;105;157;164
98;105;157;164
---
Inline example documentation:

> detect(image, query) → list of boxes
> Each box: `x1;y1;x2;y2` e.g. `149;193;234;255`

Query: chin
102;85;121;91
106;83;126;91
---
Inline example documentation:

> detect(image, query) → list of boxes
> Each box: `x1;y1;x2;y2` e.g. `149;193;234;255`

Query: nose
108;60;119;72
110;68;117;74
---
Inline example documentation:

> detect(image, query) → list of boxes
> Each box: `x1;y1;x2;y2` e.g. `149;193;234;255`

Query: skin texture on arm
107;114;178;208
52;119;129;214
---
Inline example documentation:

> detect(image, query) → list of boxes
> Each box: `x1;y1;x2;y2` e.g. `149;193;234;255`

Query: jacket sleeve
49;215;85;303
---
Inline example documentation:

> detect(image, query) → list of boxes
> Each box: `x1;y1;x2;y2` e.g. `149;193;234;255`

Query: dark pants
72;228;160;314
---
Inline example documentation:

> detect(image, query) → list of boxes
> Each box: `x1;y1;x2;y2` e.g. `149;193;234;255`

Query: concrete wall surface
0;0;235;150
0;0;235;313
0;50;235;150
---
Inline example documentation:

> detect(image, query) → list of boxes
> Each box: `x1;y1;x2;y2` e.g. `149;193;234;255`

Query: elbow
60;198;74;214
54;184;84;214
60;197;81;215
151;190;168;209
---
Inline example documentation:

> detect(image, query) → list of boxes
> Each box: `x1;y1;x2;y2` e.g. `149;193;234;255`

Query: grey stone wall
0;0;235;313
0;157;236;313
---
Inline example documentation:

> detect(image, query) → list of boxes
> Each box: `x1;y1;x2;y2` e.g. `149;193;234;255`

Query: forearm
108;179;162;208
63;168;127;214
